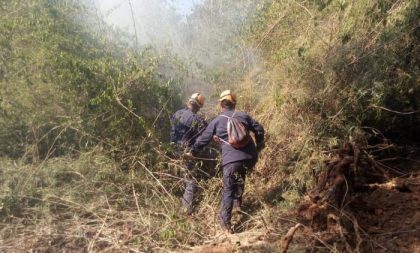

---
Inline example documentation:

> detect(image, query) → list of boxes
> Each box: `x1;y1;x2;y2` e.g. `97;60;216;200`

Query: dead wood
279;223;303;253
366;178;411;192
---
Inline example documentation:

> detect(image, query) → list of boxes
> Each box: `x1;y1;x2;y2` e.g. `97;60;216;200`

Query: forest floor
191;145;420;253
190;178;420;253
1;146;419;253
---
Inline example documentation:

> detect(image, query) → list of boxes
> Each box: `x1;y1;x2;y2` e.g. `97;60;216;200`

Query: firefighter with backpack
188;90;265;233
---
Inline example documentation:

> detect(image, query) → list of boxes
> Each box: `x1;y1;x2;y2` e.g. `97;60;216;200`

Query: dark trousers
181;160;198;214
220;159;256;226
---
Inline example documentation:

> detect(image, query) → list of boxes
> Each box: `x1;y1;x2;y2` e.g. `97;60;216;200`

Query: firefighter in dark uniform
170;93;207;215
190;90;265;233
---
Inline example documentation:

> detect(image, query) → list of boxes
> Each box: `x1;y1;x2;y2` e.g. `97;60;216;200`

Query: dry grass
0;140;311;252
0;149;197;252
0;144;282;252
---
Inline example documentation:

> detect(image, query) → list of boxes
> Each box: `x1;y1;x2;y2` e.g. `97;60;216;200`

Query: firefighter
170;93;207;215
189;90;265;233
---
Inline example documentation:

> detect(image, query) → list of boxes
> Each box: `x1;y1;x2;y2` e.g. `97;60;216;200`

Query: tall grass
235;0;420;195
0;149;200;251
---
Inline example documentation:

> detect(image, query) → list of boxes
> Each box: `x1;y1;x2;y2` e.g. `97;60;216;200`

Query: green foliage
0;0;184;160
0;3;202;249
253;0;419;142
233;0;420;202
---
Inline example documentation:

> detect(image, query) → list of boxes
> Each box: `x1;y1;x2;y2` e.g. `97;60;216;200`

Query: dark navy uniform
191;109;264;228
170;108;206;147
170;108;206;214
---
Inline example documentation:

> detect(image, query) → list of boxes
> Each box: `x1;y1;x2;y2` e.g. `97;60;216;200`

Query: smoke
95;0;193;51
94;0;263;101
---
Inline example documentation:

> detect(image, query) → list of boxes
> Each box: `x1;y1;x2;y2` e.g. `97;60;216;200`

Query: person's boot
233;200;241;213
219;220;234;234
180;197;194;215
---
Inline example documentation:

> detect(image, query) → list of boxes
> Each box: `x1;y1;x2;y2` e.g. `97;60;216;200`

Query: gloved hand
212;135;220;144
183;152;194;159
183;148;197;160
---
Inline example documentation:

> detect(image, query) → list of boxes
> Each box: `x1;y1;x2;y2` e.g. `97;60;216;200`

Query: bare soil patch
298;143;420;252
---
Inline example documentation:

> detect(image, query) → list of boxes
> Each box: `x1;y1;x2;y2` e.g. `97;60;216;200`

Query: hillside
1;0;419;252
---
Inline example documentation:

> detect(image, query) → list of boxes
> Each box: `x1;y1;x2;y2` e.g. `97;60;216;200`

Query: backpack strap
219;111;236;119
217;113;232;146
218;137;230;146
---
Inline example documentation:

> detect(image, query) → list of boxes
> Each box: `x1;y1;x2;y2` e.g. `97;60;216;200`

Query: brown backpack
220;113;251;148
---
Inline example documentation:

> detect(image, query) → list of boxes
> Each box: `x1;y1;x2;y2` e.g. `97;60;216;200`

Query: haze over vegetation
1;0;419;252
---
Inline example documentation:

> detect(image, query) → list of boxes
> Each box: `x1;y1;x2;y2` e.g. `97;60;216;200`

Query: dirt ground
349;176;420;252
194;144;420;253
296;143;420;253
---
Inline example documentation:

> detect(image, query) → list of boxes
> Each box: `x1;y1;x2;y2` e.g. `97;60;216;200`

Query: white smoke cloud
93;0;263;102
95;0;198;48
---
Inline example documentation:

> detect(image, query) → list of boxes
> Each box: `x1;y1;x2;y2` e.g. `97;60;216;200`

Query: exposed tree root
298;141;420;252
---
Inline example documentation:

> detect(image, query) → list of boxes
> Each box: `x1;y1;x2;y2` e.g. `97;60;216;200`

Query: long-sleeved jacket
170;108;207;148
192;109;264;166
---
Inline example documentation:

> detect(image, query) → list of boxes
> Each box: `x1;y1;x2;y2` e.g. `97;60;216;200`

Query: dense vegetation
0;0;184;160
1;0;418;252
249;0;419;191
